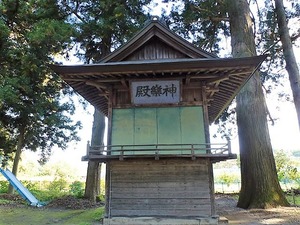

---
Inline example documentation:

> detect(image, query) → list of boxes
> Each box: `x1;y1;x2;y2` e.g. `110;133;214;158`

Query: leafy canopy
60;0;152;63
0;0;81;164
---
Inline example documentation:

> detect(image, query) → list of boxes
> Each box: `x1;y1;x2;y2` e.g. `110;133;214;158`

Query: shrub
96;180;106;202
217;173;240;186
22;181;39;191
31;189;67;202
48;178;68;193
69;181;84;198
0;181;9;193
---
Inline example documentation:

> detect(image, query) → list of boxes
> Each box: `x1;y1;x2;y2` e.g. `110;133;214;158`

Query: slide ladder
0;168;42;207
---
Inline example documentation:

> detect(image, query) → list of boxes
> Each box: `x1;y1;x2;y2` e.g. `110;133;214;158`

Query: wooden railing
82;139;235;161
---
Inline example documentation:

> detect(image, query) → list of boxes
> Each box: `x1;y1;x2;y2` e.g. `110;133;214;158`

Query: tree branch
61;0;87;24
262;84;275;126
291;31;300;42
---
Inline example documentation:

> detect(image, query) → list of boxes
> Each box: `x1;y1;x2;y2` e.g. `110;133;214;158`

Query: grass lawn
0;205;104;225
0;192;299;225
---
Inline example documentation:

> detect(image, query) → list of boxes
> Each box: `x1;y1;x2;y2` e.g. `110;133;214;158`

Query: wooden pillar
201;83;210;144
105;86;113;218
202;83;215;215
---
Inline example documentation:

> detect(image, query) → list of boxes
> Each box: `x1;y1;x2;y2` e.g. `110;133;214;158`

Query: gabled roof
50;18;266;123
101;17;216;62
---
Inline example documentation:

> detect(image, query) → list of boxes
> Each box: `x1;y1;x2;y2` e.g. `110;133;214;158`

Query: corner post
86;141;90;157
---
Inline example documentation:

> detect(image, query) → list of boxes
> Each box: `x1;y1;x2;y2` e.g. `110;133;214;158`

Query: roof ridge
101;17;217;63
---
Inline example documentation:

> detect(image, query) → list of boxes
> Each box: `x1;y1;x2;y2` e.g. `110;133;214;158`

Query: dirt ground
215;194;300;224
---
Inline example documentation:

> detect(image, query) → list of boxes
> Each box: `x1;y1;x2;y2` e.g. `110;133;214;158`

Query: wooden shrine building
51;17;265;225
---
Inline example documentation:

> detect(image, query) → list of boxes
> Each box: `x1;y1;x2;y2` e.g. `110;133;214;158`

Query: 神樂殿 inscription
131;80;180;104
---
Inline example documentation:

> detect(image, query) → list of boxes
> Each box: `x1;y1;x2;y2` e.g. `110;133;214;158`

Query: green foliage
0;181;9;193
285;192;300;206
216;173;240;186
48;178;68;193
0;198;11;205
96;180;106;202
31;188;67;202
275;149;300;186
0;0;81;164
27;19;75;53
62;0;151;63
22;180;40;191
168;0;230;53
69;181;84;198
27;179;68;202
0;151;11;168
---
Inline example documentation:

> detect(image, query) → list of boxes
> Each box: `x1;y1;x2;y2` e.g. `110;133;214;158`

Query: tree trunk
227;0;289;208
84;109;105;201
8;125;25;194
274;0;300;131
84;32;111;202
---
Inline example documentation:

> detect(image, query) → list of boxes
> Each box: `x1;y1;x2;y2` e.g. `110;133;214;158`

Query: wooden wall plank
124;37;187;61
108;159;213;218
110;208;211;217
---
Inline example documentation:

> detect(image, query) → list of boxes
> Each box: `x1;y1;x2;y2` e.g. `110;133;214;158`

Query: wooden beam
121;79;129;89
206;86;219;92
206;74;230;83
86;81;108;89
185;76;191;85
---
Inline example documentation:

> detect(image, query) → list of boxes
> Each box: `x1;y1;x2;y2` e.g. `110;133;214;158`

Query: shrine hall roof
50;55;265;123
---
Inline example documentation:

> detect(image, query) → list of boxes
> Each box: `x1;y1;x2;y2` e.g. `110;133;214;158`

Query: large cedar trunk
84;34;111;201
227;0;289;208
274;0;300;131
8;126;25;194
84;109;105;201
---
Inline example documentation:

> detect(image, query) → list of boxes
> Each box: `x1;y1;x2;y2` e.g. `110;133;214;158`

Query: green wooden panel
111;109;134;155
134;108;157;154
181;107;205;143
180;107;206;154
157;108;181;154
111;107;206;156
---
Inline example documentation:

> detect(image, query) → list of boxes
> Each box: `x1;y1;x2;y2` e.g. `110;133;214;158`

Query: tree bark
84;109;105;201
83;32;111;202
8;125;25;194
227;0;289;208
274;0;300;131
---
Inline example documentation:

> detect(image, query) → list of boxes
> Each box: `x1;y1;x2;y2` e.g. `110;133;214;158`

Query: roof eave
208;54;267;123
50;56;265;77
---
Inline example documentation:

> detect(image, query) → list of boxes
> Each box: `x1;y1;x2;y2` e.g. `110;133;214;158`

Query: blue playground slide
0;168;42;207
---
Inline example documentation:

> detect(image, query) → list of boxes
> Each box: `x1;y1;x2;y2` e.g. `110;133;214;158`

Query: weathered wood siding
108;158;212;217
124;37;188;61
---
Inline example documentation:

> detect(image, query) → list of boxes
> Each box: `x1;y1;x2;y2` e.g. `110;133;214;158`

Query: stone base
218;216;229;224
103;216;219;225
